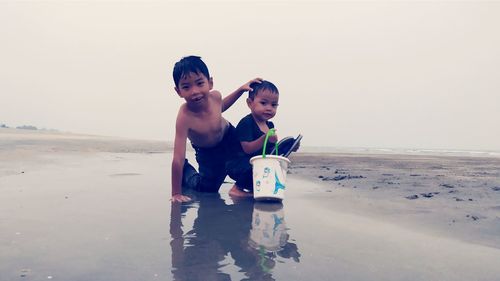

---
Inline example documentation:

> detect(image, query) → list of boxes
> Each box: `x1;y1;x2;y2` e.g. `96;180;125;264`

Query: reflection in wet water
170;193;300;281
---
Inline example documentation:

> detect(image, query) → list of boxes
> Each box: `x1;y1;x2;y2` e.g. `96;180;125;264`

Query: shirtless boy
171;55;261;202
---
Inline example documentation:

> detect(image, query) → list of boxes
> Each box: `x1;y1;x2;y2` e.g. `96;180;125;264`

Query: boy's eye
197;82;205;86
272;103;279;108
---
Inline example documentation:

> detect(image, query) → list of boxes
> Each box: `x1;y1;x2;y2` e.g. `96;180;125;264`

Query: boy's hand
171;194;192;203
268;134;278;144
222;77;263;112
240;77;263;92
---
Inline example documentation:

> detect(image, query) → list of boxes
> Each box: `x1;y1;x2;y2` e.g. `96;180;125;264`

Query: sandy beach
289;152;500;249
1;128;499;281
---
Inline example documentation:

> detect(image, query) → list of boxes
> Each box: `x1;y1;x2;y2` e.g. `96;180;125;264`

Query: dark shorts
226;157;253;192
182;124;239;193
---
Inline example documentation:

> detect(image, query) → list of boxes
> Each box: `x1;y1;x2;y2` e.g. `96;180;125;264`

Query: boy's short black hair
248;80;279;100
173;56;210;87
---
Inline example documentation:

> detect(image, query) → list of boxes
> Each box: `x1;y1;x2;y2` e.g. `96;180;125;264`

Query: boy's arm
222;78;262;112
240;133;278;155
171;112;192;202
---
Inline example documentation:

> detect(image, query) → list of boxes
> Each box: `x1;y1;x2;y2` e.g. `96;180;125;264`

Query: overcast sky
1;1;499;151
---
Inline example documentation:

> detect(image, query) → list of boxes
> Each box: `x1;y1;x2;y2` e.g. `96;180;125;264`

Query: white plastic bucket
248;202;287;251
250;155;290;201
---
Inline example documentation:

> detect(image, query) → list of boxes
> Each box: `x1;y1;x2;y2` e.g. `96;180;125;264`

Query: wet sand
1;129;499;281
288;153;500;249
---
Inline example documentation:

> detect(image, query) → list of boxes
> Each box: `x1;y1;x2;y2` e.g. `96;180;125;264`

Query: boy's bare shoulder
209;90;222;100
177;103;187;116
176;104;190;125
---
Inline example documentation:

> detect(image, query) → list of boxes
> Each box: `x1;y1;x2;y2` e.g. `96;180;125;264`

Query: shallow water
169;192;299;281
1;152;500;281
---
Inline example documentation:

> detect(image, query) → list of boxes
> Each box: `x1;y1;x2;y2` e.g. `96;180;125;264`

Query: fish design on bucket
274;172;285;194
263;167;271;178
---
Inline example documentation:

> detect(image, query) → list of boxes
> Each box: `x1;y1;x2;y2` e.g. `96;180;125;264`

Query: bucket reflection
170;193;300;281
249;202;287;252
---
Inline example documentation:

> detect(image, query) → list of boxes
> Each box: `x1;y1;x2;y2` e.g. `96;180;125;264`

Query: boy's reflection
170;193;300;281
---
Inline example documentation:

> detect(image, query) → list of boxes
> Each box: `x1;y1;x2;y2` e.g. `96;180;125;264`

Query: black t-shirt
235;113;275;158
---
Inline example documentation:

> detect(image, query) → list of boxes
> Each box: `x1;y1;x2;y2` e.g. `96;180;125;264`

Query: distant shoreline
1;127;499;158
299;146;500;158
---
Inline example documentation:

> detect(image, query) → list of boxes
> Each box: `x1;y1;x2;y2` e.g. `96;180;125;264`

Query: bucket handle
262;128;279;158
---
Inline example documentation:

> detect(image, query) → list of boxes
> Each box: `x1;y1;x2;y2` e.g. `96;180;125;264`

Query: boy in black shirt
227;80;285;197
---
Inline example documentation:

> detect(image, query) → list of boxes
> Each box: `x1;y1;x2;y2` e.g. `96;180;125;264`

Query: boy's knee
198;173;227;193
235;177;253;191
182;160;201;190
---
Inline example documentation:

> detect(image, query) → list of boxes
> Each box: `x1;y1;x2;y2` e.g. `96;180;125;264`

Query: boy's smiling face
175;71;213;106
247;89;279;122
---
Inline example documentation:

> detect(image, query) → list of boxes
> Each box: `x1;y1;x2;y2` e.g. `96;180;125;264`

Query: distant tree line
0;123;60;132
0;123;39;130
16;125;38;130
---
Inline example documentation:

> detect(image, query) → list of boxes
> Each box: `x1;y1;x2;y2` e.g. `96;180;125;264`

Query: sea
300;146;500;158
